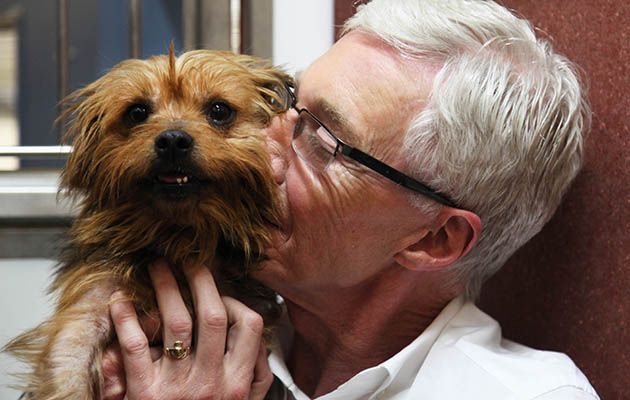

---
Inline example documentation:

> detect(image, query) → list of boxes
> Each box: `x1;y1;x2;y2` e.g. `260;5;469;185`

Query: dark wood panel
480;2;629;399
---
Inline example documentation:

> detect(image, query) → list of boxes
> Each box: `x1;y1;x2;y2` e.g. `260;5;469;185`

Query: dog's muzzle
155;130;193;163
148;129;203;199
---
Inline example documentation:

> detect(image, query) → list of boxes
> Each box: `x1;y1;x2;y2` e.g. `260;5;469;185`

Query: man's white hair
345;0;590;299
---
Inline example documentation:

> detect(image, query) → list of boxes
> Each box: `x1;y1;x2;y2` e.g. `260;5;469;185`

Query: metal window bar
57;0;68;138
4;0;246;160
129;0;141;59
0;146;72;157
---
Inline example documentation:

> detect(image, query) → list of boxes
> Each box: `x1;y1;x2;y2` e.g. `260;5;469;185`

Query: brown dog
4;47;292;400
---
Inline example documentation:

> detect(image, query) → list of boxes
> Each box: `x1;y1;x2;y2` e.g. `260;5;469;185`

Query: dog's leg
48;282;117;400
6;279;119;400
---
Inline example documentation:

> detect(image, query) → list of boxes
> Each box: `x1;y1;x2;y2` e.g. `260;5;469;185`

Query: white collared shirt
268;297;599;399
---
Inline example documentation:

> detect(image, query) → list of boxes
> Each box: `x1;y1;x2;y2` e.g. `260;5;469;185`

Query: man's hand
102;259;273;400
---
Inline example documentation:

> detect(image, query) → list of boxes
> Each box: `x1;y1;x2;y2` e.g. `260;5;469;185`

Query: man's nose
267;109;297;150
265;109;298;184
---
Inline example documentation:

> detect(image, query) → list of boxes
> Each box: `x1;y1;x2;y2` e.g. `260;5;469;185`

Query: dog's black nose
155;130;194;161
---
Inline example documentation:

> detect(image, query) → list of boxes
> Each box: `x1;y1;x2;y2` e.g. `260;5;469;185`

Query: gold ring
164;341;191;360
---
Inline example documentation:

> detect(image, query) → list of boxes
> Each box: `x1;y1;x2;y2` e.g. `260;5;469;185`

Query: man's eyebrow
314;98;357;142
293;76;357;143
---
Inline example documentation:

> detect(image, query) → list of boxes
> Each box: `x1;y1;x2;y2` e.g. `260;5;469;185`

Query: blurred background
0;0;333;398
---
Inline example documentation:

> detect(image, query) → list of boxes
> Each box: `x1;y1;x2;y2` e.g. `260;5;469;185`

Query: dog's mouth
145;168;207;200
156;172;194;185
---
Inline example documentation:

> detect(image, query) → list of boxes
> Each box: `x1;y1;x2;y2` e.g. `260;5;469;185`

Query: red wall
335;1;629;398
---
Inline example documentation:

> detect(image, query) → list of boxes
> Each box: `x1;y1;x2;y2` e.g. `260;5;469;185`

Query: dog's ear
59;79;107;196
261;79;293;114
233;55;294;120
250;63;294;116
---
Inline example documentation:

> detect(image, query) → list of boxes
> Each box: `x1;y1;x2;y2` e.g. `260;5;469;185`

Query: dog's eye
206;101;235;127
124;103;151;126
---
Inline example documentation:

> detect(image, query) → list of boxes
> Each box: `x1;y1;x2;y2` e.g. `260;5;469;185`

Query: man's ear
393;208;481;272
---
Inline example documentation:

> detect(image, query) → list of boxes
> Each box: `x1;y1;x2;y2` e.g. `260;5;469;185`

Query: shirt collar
268;296;466;399
376;296;465;393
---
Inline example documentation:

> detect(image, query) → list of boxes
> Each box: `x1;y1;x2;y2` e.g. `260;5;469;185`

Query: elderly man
103;0;598;399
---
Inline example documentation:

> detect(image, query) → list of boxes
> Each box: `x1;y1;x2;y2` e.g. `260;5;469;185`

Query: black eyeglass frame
286;85;459;209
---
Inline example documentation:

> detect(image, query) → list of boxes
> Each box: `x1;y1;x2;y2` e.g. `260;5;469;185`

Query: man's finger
183;263;228;370
250;342;274;400
109;291;154;392
101;344;126;400
222;296;264;379
149;259;193;367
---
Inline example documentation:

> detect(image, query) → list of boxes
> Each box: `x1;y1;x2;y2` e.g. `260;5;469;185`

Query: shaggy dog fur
4;47;292;400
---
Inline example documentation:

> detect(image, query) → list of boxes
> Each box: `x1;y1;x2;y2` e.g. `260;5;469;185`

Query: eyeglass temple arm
340;145;458;208
284;82;458;208
285;83;297;108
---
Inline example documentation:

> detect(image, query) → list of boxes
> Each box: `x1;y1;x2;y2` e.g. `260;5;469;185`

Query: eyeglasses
287;85;459;208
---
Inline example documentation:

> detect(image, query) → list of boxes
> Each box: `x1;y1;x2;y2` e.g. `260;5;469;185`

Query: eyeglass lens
292;110;338;171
